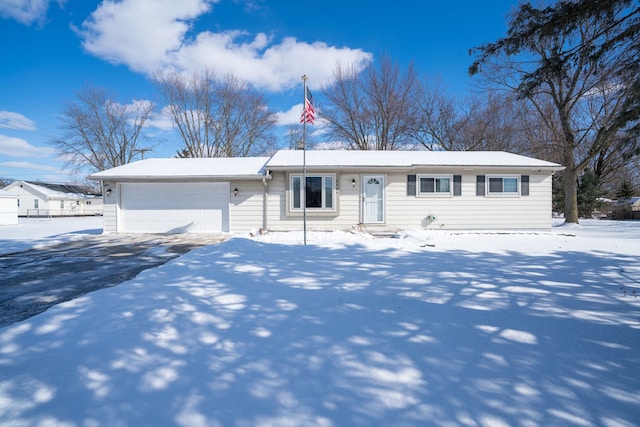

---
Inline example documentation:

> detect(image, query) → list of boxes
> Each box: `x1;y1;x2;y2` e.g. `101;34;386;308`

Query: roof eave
267;164;564;172
89;174;271;182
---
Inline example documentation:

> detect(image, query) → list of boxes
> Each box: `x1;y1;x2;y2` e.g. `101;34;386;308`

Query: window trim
416;174;453;197
289;173;337;213
486;175;520;197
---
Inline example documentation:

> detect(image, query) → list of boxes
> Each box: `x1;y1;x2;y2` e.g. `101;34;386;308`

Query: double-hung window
488;176;519;195
418;175;452;196
290;174;335;211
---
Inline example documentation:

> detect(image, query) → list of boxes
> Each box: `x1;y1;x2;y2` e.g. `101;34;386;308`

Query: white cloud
79;0;372;92
275;103;304;126
80;0;216;73
313;140;348;150
0;0;65;25
146;106;175;131
0;135;55;158
172;33;371;91
0;111;36;131
0;160;60;171
275;103;329;130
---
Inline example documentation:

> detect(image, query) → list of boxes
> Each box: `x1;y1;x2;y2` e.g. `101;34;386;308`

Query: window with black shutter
476;175;485;196
453;175;462;196
521;175;530;196
407;175;416;196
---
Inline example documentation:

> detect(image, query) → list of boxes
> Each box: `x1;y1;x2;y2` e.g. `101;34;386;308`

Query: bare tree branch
320;55;422;150
52;85;154;174
154;70;277;158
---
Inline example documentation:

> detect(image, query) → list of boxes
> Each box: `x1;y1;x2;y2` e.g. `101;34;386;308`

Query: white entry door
363;175;384;223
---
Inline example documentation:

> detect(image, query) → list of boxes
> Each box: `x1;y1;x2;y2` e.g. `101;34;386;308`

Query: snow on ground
0;217;103;254
1;219;639;426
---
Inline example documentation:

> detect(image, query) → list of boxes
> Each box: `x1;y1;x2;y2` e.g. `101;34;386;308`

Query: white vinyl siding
12;190;47;216
388;171;553;230
103;204;117;233
229;180;266;233
264;170;553;232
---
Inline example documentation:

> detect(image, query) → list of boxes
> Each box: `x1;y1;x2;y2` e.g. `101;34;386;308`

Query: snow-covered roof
89;150;563;181
4;181;94;200
613;197;640;206
89;157;271;181
25;181;99;196
266;150;563;170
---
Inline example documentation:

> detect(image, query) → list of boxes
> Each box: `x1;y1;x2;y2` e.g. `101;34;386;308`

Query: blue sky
0;0;518;183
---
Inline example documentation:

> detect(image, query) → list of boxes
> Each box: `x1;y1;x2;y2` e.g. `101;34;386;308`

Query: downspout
262;171;269;232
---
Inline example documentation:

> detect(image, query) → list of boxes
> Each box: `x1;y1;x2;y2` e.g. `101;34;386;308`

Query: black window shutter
521;175;530;196
453;175;462;196
407;175;416;196
476;175;485;196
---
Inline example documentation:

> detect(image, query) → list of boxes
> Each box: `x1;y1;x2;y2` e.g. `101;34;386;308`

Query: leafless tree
413;86;527;152
411;82;464;151
470;2;640;223
286;125;303;149
320;56;422;150
412;83;533;154
463;93;532;153
53;85;154;173
154;70;277;157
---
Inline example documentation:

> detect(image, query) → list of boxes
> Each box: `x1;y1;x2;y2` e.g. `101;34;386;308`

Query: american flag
300;86;315;124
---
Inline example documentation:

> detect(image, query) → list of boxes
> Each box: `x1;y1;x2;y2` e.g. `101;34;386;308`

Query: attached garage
120;182;229;233
89;157;271;234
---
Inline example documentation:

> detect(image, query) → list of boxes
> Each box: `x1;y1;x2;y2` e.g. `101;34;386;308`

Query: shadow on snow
1;238;639;426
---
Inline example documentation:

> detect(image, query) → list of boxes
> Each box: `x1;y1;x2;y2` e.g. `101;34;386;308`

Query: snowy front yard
1;220;639;426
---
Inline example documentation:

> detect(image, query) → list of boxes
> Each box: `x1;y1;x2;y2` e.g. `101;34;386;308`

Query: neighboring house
0;189;18;225
613;197;640;211
89;149;563;234
3;181;103;217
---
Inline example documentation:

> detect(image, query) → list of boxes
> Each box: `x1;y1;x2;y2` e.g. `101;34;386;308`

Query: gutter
87;174;273;182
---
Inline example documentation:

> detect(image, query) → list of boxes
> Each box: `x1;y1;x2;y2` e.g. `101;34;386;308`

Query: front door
363;175;384;223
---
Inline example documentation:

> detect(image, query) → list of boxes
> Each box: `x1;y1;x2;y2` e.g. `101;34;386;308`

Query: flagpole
301;74;308;246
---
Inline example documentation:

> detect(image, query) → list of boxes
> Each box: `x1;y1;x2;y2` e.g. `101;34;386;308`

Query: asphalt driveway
0;233;226;328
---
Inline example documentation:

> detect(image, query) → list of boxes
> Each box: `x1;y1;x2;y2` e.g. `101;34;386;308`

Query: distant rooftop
24;181;100;196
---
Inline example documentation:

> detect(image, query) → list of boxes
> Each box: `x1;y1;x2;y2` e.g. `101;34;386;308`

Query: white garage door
120;182;229;233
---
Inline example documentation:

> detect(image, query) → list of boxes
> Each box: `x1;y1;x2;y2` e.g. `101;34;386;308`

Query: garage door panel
120;182;229;233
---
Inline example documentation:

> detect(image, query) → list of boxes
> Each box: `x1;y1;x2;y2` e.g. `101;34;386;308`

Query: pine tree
615;179;636;218
616;180;635;200
577;170;603;218
175;148;193;158
552;174;564;215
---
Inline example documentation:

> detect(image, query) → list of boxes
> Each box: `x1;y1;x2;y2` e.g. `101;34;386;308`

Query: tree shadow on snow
1;237;639;426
